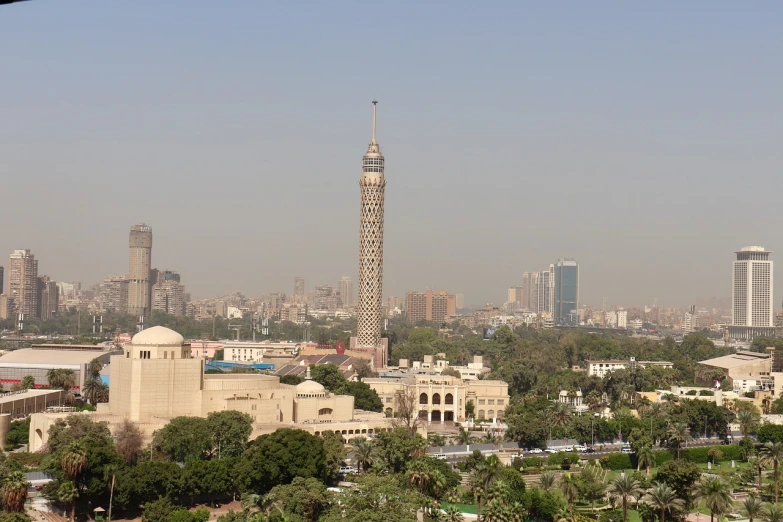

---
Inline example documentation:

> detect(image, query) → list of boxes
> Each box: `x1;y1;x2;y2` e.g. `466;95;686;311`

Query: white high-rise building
127;224;152;316
338;276;353;308
730;246;774;340
351;101;388;367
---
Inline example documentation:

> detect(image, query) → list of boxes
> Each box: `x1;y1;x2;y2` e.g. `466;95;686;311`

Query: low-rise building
586;359;673;378
365;374;509;424
29;326;394;452
0;346;119;390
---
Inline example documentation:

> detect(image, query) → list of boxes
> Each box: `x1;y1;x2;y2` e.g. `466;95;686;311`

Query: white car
510;452;521;459
338;466;357;475
621;447;633;454
545;448;559;454
528;448;543;454
574;445;588;452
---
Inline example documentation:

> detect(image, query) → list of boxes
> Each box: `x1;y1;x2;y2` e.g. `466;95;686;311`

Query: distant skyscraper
354;100;387;365
8;249;39;317
152;281;186;316
38;275;58;320
730;246;774;340
405;290;456;324
294;276;305;298
535;267;553;315
338;276;353;308
127;224;152;316
521;272;536;310
0;266;3;295
98;276;129;314
554;259;579;325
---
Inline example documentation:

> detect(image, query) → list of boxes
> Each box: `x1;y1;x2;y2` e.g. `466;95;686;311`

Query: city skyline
3;2;782;307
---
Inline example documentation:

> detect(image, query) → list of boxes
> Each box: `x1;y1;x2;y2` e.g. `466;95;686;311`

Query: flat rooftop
0;389;61;404
699;351;771;369
0;348;116;365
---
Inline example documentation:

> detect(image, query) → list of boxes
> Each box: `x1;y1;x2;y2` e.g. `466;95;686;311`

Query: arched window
432;393;441;405
487;410;495;419
478;410;485;420
318;408;333;416
497;410;505;420
419;393;428;405
445;393;454;405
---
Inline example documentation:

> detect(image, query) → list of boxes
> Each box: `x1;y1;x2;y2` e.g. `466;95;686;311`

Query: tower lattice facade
356;101;386;348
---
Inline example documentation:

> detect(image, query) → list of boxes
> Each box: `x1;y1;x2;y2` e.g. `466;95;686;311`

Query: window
497;399;504;405
488;399;494;405
478;399;485;405
386;397;392;403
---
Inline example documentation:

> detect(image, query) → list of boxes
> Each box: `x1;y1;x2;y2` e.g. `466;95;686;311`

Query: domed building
29;326;389;451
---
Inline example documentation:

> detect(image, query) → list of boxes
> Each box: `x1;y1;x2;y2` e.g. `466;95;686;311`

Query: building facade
152;281;186;316
405;290;456;324
730;246;774;340
8;250;39;318
37;276;59;321
353;101;388;367
127;224;152;316
554;259;579;325
98;276;129;314
586;359;673;378
293;277;305;299
338;276;353;308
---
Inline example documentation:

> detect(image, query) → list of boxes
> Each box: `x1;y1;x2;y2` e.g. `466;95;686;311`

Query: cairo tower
351;101;388;367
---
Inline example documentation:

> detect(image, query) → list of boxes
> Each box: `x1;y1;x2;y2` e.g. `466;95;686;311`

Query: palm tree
61;441;88;481
2;471;28;512
737;409;759;438
20;375;35;390
58;480;79;522
82;378;102;406
471;456;502;522
538;470;556;492
667;422;690;459
407;459;432;493
559;472;579;513
607;474;643;522
486;480;510;503
753;457;768;492
87;357;103;379
637;445;656;476
443;505;464;522
644;482;685;522
350;436;375;472
455;428;473;446
761;441;783;503
695;476;732;522
763;503;783;522
548;402;572;439
482;499;508;522
741;495;764;522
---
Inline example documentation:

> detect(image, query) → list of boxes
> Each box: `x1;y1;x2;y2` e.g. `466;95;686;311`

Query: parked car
574;445;587;452
621;447;633;454
584;447;596;453
433;453;447;460
545;448;559;454
338;466;357;475
510;452;521;459
528;447;543;454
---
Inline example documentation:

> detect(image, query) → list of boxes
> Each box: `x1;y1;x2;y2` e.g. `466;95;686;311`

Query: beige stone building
365;374;509;424
30;326;391;452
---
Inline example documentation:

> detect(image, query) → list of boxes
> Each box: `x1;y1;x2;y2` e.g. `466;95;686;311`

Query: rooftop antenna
371;100;378;144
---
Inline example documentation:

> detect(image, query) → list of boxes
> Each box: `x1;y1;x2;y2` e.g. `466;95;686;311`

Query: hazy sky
2;2;782;308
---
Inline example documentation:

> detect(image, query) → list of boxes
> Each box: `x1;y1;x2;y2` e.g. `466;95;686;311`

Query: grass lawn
442;503;478;515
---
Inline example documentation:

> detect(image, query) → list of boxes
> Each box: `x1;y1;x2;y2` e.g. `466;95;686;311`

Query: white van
433;453;447;460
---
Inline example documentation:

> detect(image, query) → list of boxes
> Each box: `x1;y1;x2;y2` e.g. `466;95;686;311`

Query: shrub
686;390;698;396
522;456;543;468
599;453;632;470
547;452;578;466
758;424;783;444
699;390;714;396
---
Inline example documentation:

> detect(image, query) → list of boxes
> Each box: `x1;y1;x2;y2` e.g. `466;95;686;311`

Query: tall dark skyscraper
554;259;579;325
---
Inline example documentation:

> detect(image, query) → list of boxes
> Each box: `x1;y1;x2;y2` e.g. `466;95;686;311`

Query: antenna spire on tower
371;100;378;144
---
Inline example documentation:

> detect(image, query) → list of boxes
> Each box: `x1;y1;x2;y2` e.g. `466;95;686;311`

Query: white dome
296;379;326;395
131;326;184;347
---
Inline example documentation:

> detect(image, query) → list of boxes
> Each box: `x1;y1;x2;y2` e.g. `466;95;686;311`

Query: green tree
762;503;783;522
667;422;690;459
207;410;253;458
61;441;88;481
443;505;464;522
321;474;426;522
350;436;375;472
142;496;175;522
758;424;783;444
57;480;79;522
82;377;109;406
20;375;34;390
471;456;503;522
644;482;685;522
654;459;702;508
607;474;643;522
2;471;28;513
741;495;764;522
265;477;330;522
738;409;760;437
235;428;326;494
695;476;732;522
338;380;383;412
539;470;557;492
322;431;346;484
153;416;212;462
111;460;184;512
761;441;783;503
373;427;427;473
636;445;655;476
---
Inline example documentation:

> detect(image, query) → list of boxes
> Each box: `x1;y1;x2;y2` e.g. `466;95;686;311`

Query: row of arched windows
419;393;454;405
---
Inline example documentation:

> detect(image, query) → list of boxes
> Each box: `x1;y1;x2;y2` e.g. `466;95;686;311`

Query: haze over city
3;1;782;307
